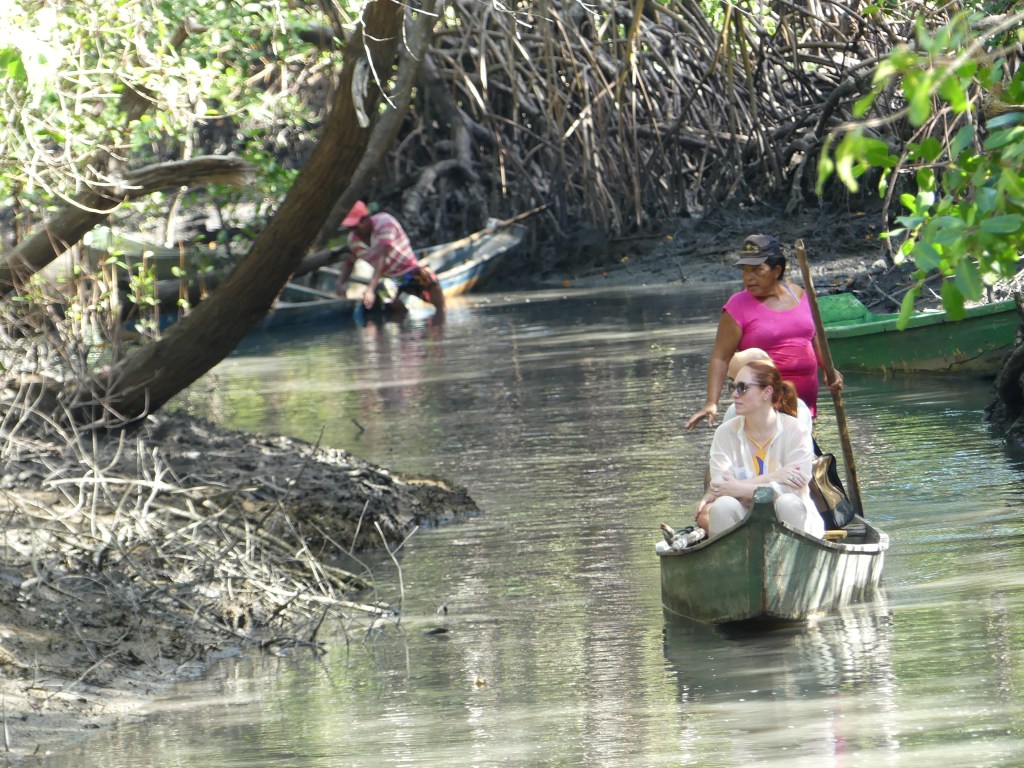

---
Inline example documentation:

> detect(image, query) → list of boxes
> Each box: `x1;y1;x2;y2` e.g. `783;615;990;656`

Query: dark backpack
809;453;856;530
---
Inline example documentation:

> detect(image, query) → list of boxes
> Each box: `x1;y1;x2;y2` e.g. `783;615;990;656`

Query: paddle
282;283;352;301
795;239;864;517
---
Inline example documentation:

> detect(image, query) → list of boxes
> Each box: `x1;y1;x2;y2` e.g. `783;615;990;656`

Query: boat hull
419;224;525;297
257;284;359;331
820;294;1021;374
659;488;887;624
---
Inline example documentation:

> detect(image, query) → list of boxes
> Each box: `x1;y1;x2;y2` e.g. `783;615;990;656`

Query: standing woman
686;234;842;429
696;360;823;539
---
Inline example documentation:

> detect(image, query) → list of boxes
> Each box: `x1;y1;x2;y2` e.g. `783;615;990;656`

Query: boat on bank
419;223;526;297
818;292;1021;374
658;487;888;625
312;222;526;302
276;222;526;325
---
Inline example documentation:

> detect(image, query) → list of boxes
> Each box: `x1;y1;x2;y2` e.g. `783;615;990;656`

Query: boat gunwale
823;297;1019;340
656;511;889;559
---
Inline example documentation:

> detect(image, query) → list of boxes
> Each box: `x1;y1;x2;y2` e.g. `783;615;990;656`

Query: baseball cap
733;234;782;266
342;200;370;228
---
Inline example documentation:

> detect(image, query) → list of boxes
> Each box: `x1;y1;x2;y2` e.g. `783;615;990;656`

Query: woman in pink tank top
685;234;843;429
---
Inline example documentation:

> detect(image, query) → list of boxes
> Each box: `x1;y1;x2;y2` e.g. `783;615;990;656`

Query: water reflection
663;601;895;701
661;601;899;765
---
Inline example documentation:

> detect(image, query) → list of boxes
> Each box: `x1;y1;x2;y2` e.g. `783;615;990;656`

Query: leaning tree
0;0;437;427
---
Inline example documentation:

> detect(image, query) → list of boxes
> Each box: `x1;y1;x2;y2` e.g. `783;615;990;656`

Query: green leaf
894;214;925;230
949;124;975;160
912;137;943;163
863;137;896;166
897;284;921;330
873;58;903;85
978;63;1002;89
940;279;966;320
905;71;935;126
0;47;26;82
879;168;891;197
954;257;983;301
986;112;1024;130
960;201;978;226
955;60;977;80
975;186;998;214
915;166;936;193
998;167;1024;199
937;74;968;113
835;141;860;193
916;20;940;53
815;151;835;194
852;91;878;118
927;216;966;245
983;126;1024;151
980;214;1024;234
911;241;943;271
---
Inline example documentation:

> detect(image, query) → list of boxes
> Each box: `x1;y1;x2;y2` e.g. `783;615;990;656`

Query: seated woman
695;360;824;540
720;347;813;432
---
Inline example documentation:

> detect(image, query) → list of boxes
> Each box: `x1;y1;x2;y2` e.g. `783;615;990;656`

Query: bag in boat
808;453;855;530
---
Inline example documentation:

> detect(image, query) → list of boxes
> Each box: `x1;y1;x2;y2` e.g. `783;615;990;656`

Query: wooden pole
795;239;864;516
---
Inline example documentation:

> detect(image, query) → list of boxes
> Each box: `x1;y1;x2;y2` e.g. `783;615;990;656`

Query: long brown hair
743;360;799;417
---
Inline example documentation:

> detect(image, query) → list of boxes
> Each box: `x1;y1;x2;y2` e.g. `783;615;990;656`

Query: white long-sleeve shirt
709;412;815;513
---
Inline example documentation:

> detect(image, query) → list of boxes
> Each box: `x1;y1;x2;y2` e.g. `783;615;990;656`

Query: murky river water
44;284;1024;767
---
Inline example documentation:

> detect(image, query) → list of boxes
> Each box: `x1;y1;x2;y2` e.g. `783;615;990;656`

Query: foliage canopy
0;0;343;239
818;9;1024;324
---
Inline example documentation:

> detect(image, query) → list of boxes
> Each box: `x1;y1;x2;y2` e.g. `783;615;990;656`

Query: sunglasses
728;381;763;396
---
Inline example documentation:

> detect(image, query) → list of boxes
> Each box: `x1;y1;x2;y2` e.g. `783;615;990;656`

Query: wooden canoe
658;487;888;625
819;293;1022;374
255;283;359;331
315;222;526;302
418;223;526;297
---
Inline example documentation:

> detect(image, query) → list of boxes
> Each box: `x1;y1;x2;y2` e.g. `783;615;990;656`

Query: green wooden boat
819;293;1021;374
658;487;888;624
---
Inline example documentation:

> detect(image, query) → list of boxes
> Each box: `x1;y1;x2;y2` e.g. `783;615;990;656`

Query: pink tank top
723;288;821;413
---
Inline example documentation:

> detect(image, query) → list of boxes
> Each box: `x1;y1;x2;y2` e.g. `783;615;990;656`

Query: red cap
342;200;370;228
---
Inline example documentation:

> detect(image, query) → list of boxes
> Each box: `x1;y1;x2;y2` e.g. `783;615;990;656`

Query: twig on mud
2;693;9;752
0;304;471;706
349;499;371;556
255;425;326;530
374;520;419;626
309;607;329;645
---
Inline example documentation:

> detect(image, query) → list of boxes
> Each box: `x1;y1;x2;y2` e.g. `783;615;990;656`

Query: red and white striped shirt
346;213;419;277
